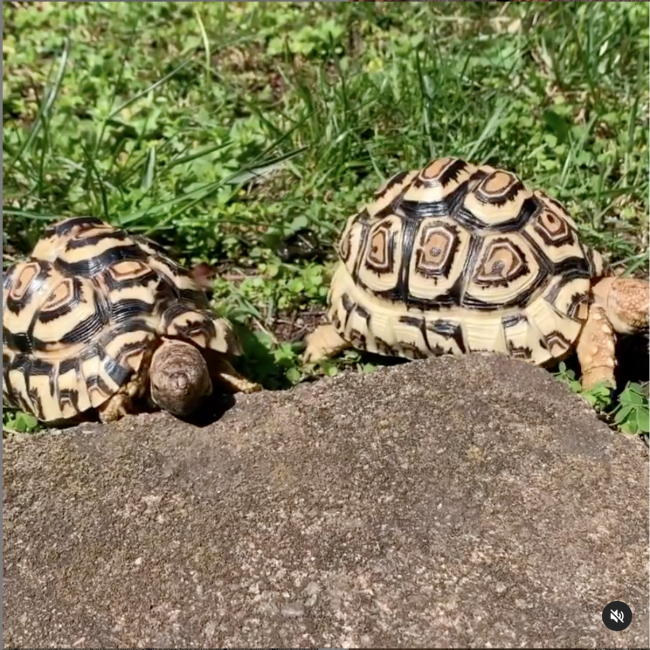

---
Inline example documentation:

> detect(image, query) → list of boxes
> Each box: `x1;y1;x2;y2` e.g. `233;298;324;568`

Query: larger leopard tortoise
3;216;260;424
304;157;649;389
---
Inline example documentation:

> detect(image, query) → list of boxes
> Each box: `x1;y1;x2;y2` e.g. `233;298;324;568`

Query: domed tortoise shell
3;217;240;422
327;157;605;364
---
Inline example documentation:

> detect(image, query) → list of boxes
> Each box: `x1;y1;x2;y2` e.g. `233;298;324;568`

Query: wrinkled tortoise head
149;339;212;416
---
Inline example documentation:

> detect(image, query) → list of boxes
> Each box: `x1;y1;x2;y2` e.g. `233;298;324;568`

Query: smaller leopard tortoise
304;157;649;389
3;216;261;424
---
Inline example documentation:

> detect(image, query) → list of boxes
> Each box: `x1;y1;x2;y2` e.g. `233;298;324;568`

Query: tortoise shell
3;216;240;422
327;157;605;364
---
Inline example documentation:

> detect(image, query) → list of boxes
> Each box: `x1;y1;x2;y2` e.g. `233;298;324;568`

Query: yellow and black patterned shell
328;157;605;364
3;216;240;422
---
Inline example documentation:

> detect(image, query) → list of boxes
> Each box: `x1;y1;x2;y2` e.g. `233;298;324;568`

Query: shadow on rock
616;332;649;388
179;391;237;428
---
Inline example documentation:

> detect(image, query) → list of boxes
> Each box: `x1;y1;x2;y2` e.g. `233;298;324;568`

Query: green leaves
3;410;40;436
542;109;570;146
554;362;649;438
613;383;650;436
212;261;329;319
554;362;614;411
267;19;344;57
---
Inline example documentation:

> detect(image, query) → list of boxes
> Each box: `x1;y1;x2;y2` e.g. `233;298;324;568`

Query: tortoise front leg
575;305;617;390
98;392;132;422
97;375;143;422
303;323;350;363
597;277;649;333
209;356;262;394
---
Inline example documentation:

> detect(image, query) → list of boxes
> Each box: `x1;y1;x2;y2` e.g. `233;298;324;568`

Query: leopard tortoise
304;157;649;389
3;216;260;424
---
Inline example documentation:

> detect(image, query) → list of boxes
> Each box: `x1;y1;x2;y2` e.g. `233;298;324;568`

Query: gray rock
281;602;305;618
3;354;649;648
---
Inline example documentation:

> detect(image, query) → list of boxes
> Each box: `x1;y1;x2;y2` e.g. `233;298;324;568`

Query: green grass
3;1;649;437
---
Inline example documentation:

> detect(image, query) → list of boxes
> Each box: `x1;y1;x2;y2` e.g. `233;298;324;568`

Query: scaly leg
210;357;262;394
601;277;649;333
98;392;133;422
97;374;145;422
303;323;350;363
576;305;617;390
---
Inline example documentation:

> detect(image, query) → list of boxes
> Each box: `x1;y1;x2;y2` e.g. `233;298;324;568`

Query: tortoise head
149;339;212;416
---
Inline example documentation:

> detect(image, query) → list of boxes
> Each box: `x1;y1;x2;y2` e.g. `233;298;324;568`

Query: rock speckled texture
3;354;648;648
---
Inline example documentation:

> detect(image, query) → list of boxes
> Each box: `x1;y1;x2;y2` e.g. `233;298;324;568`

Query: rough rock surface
3;354;649;648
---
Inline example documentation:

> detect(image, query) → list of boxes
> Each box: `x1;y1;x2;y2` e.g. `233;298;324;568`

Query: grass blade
141;145;156;190
6;37;70;175
465;98;507;161
193;6;212;87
